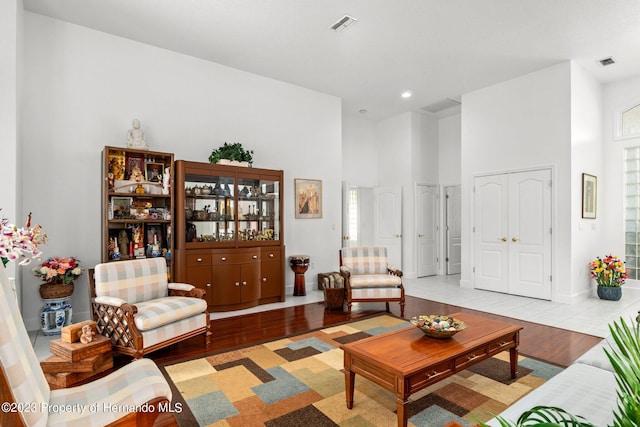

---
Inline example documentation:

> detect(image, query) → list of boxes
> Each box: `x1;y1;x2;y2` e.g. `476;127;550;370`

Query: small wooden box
50;335;112;362
61;320;97;343
44;356;113;389
40;352;112;374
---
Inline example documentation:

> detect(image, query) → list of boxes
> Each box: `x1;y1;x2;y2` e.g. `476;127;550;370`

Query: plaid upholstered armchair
0;265;172;427
89;258;210;359
339;247;405;317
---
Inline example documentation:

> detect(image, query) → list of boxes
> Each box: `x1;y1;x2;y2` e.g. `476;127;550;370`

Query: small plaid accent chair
339;247;405;317
90;258;210;359
0;265;172;427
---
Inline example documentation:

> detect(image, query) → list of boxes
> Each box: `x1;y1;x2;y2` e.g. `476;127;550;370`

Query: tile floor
30;274;640;360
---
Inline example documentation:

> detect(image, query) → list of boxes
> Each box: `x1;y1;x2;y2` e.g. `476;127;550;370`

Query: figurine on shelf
127;118;149;150
162;167;170;195
118;230;129;256
78;324;96;344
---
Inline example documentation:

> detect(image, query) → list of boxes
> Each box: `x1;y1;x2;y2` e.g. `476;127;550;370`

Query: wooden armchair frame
89;266;211;359
339;247;405;317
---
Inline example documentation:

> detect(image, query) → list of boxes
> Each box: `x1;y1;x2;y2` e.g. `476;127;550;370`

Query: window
618;104;640;139
348;187;358;244
624;147;640;279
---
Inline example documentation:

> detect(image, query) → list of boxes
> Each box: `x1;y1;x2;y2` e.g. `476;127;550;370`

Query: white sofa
486;332;625;426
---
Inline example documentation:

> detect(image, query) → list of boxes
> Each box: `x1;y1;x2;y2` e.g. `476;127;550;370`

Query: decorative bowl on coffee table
410;315;467;339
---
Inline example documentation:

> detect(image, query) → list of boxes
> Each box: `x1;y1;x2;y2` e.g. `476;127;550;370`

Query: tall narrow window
348;187;358;245
624;147;640;279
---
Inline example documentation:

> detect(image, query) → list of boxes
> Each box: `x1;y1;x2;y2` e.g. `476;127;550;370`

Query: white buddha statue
127;118;149;150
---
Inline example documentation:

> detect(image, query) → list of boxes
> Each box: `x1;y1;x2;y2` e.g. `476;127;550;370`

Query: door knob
206;283;211;287
394;234;402;238
512;237;519;242
499;237;507;242
418;234;424;238
235;282;240;286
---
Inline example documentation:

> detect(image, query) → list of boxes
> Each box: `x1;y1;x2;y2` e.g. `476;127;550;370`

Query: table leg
345;370;355;409
396;396;409;427
509;346;518;379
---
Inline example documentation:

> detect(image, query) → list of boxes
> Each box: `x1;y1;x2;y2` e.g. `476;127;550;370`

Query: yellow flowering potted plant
589;254;628;301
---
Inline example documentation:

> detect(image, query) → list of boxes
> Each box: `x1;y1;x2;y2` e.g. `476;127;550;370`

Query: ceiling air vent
598;57;616;67
330;15;357;32
421;98;461;114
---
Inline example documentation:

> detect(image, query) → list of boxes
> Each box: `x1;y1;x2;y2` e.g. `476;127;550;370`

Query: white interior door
445;185;462;275
474;169;552;299
508;169;552;299
474;174;510;293
417;184;438;277
374;186;402;268
342;181;350;247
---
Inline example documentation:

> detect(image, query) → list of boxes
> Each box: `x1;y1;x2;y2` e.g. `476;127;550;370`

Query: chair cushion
0;266;50;427
349;274;402;288
47;358;171;427
341;247;390;275
141;312;209;349
351;288;403;299
94;258;169;304
134;296;208;331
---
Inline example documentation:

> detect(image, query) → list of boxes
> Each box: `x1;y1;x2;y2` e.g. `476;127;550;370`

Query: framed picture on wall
295;178;322;219
582;173;597;219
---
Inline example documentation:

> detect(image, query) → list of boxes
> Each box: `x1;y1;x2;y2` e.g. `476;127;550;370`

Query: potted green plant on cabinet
209;142;253;167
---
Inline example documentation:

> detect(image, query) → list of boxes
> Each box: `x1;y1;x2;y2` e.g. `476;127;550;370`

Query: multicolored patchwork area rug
160;315;562;427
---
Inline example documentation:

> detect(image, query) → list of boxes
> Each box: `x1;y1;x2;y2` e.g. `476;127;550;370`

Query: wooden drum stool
289;255;310;296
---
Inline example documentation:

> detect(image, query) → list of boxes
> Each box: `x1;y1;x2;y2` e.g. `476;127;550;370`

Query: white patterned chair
90;258;210;359
339;247;405;317
0;266;173;427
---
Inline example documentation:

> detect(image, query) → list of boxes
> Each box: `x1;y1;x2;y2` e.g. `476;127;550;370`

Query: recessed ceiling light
401;91;413;99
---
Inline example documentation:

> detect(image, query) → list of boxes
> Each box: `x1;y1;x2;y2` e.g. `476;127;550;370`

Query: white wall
461;62;573;301
570;62;606;298
0;0;23;299
439;114;461;186
342;115;378;187
20;12;342;329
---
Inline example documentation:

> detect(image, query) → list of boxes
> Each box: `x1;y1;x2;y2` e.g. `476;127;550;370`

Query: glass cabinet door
237;176;280;242
184;172;235;243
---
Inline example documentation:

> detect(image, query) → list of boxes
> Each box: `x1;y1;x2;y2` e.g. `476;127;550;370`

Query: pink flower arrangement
0;210;47;267
589;254;628;287
33;256;83;285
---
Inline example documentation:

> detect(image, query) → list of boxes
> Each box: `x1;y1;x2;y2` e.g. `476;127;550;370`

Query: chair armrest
94;295;128;307
169;285;206;299
168;282;195;292
387;266;403;277
340;266;351;278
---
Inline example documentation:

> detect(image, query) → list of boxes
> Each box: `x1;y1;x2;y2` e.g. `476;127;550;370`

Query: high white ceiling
22;0;640;121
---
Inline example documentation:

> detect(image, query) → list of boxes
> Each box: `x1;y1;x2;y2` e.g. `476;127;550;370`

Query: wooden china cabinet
174;160;285;312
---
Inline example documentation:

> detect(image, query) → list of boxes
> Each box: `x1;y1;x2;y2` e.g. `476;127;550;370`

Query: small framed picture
145;162;164;183
295;178;322;219
582;173;597;219
112;197;133;219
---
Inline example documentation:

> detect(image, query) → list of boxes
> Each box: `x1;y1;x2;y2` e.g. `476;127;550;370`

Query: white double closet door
474;169;552;300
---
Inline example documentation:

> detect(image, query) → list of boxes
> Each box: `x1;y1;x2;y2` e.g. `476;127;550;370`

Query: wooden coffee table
341;312;522;427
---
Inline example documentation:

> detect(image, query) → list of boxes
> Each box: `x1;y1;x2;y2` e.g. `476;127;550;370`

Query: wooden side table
40;335;113;389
